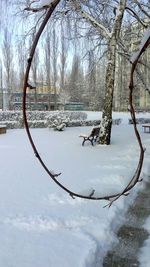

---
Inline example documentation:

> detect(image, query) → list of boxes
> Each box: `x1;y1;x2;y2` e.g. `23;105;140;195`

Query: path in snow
103;178;150;267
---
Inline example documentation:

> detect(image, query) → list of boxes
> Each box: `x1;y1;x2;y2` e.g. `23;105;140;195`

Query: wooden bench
0;125;7;134
79;127;100;146
142;124;150;133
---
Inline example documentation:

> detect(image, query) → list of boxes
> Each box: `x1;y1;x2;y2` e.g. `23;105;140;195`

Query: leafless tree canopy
21;0;150;206
0;0;149;204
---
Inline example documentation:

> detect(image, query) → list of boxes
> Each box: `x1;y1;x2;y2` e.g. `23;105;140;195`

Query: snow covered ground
0;112;150;267
87;110;150;124
139;216;150;267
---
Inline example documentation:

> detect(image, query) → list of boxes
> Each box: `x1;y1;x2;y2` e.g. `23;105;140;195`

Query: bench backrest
90;127;100;137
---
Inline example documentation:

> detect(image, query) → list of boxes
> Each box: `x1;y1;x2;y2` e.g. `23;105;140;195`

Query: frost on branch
130;27;150;63
24;0;53;12
32;0;52;7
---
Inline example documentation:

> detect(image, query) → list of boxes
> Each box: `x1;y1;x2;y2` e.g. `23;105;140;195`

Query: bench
142;124;150;133
0;125;7;134
79;127;100;146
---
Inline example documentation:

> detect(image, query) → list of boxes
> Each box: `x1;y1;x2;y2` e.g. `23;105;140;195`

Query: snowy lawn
0;114;150;267
139;216;150;267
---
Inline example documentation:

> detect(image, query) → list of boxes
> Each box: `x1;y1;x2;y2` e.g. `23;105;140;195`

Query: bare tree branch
70;1;111;39
134;0;150;19
22;1;149;206
79;10;112;39
117;38;150;94
126;6;148;28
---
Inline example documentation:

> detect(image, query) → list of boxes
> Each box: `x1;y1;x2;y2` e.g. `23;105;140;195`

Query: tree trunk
99;38;116;144
98;0;127;145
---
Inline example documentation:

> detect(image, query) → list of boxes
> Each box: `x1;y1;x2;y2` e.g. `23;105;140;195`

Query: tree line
0;0;149;145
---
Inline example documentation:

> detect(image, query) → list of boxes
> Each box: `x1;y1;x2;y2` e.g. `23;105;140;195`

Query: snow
139;216;150;267
130;27;150;63
86;110;150;125
32;0;53;8
0;112;150;267
139;27;150;53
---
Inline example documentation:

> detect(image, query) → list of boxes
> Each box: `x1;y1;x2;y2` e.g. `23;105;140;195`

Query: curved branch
134;0;150;19
22;2;149;206
125;6;148;28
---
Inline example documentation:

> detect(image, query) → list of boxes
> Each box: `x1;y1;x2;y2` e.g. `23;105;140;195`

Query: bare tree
0;59;3;91
43;27;52;109
86;48;97;109
2;27;14;109
59;20;68;103
17;41;26;92
66;0;150;144
22;0;150;205
77;0;126;144
30;33;39;108
98;0;126;144
62;0;126;143
52;27;58;110
67;53;84;102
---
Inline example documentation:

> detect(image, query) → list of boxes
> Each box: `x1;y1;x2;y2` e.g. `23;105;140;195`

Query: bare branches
70;0;111;39
134;0;150;19
117;38;150;94
125;6;148;28
24;0;52;13
22;1;149;206
79;10;112;39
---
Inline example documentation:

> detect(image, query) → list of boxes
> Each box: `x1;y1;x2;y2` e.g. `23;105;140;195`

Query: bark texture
99;0;127;145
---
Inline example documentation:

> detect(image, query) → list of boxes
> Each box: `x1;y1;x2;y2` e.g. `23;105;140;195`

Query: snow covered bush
129;118;150;124
46;111;87;128
28;120;47;128
53;122;66;131
26;111;47;121
0;111;122;129
0;111;21;121
0;111;87;129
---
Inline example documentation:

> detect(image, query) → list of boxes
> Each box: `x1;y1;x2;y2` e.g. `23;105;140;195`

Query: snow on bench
79;127;100;146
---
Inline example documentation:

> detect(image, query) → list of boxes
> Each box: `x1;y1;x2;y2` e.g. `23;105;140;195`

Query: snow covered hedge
0;111;122;129
129;118;150;124
0;111;87;129
0;111;21;121
67;119;121;127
